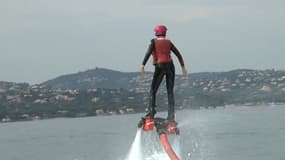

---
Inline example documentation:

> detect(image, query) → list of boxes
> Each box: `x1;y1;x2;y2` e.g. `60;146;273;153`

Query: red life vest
142;37;184;67
152;38;173;64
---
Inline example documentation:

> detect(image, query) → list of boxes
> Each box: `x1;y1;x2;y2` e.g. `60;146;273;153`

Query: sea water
0;105;285;160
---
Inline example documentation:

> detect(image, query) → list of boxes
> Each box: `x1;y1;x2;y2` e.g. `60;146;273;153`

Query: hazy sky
0;0;284;84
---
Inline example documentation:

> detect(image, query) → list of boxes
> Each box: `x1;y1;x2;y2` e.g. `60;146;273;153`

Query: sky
0;0;284;84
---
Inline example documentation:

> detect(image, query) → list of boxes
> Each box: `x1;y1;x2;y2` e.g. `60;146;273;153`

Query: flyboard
137;117;180;160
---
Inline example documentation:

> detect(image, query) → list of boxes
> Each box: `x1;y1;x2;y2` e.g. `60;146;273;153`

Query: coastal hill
41;68;140;89
1;68;285;122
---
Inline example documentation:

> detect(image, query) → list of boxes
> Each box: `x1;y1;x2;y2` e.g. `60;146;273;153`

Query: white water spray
143;131;168;160
125;129;143;160
125;129;182;160
172;136;181;158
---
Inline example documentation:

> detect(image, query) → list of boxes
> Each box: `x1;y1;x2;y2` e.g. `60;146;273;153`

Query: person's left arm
171;42;188;76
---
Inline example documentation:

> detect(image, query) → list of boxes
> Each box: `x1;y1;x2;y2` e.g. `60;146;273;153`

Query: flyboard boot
166;110;179;134
137;106;180;160
166;120;179;135
138;108;179;135
137;106;156;131
154;118;180;135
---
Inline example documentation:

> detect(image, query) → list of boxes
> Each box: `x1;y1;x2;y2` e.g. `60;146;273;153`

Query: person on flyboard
140;25;188;133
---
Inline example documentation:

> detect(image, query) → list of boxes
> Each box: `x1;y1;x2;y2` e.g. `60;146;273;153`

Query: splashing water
125;129;181;160
125;129;143;160
142;131;168;160
172;135;181;158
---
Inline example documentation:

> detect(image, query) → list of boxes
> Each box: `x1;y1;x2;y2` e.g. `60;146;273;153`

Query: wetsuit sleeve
142;39;155;65
171;42;185;67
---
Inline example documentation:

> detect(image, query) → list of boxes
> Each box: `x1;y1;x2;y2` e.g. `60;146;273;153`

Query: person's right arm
141;39;155;73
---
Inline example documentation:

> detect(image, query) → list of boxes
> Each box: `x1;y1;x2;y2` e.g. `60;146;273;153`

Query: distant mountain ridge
41;67;272;90
41;67;141;89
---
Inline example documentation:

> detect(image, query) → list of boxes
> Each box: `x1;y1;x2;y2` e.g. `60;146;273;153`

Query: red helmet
154;25;167;36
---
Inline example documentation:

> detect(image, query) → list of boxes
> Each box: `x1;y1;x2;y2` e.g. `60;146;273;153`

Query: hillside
42;67;141;89
1;68;285;122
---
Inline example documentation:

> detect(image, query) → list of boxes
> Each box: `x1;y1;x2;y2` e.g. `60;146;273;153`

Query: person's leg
166;63;175;121
145;66;164;118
